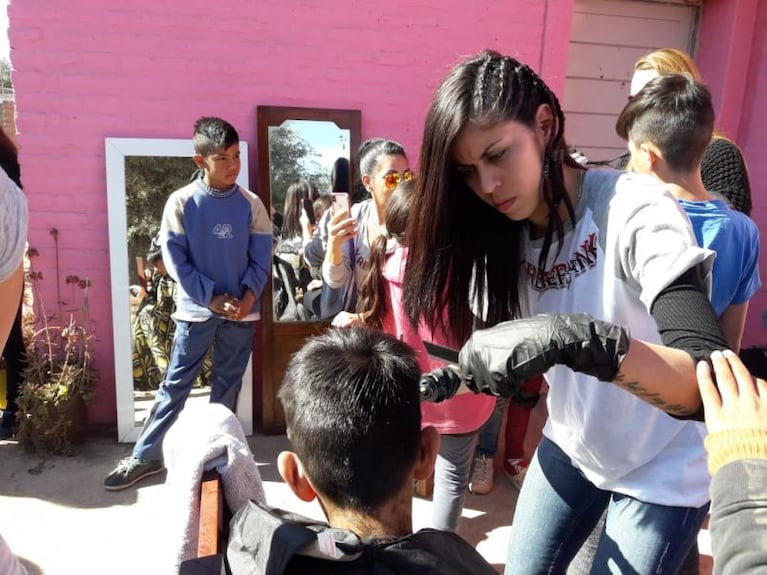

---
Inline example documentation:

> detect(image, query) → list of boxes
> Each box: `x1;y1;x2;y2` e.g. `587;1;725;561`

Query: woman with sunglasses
404;50;730;574
324;138;413;325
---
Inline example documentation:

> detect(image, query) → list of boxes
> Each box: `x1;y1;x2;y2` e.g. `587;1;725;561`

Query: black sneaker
103;457;164;491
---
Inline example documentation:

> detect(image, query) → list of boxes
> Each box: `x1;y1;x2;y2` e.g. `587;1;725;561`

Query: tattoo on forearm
613;374;692;416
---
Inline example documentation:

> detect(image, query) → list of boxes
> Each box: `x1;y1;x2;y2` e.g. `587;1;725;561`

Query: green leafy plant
16;228;96;455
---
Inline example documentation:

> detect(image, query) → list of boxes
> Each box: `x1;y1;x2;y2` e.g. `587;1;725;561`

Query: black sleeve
701;137;752;216
650;264;730;420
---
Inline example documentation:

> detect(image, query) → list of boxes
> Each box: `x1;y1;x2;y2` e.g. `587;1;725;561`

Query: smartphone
331;192;350;217
302;197;316;225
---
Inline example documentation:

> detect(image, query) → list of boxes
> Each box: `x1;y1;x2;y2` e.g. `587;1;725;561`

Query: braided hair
403;50;582;342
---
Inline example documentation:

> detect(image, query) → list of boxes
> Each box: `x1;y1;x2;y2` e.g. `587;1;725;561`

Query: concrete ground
0;432;713;575
0;432;518;575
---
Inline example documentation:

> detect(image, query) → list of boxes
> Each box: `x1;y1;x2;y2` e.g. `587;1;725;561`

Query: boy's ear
278;451;318;502
413;426;441;481
193;154;205;169
643;143;662;167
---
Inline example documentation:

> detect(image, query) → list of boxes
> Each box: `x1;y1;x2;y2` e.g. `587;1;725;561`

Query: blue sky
276;119;351;174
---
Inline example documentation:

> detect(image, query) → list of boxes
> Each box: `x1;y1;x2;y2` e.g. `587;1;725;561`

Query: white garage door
563;0;700;163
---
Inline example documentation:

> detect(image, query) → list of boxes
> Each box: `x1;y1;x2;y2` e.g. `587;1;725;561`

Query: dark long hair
282;179;312;238
0;126;21;188
403;50;582;342
356;180;414;330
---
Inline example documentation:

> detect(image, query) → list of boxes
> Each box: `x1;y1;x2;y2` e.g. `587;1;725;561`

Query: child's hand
228;290;255;321
698;350;767;435
209;294;239;318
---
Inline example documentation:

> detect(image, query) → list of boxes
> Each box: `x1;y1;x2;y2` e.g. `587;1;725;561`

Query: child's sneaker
103;457;164;491
468;454;494;495
504;458;528;491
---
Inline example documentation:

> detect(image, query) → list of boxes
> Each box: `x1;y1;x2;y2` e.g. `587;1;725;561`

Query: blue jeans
133;317;255;462
505;436;708;575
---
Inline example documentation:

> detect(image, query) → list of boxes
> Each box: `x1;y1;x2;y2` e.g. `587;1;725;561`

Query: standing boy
105;117;271;491
616;73;760;351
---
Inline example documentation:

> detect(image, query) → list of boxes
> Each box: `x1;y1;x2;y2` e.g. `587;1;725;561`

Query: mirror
269;120;351;322
257;106;361;433
105;138;253;442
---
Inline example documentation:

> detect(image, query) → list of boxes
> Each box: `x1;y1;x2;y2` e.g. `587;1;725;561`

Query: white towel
162;402;265;574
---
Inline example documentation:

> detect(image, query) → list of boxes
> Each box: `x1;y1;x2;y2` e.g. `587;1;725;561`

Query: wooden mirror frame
256;106;361;434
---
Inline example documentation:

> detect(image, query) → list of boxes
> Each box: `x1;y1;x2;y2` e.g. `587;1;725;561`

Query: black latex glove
419;367;463;403
459;312;631;398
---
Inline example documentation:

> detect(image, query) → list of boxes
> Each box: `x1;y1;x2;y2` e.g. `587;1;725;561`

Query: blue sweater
160;178;272;321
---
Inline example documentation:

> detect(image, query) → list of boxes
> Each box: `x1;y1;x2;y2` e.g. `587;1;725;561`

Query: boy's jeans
133;317;255;462
505;436;708;575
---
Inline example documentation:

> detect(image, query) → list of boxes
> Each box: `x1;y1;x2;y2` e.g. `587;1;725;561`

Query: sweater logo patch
525;232;598;292
213;224;233;239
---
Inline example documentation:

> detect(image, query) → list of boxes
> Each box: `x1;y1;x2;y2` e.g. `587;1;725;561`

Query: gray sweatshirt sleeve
710;459;767;574
0;170;27;281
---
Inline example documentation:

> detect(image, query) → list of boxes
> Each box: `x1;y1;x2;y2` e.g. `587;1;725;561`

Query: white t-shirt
0;168;26;281
521;168;714;507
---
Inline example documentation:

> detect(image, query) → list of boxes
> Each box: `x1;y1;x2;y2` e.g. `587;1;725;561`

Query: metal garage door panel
564;0;698;163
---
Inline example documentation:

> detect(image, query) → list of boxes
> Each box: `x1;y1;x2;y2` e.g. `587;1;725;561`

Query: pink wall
9;0;573;426
698;0;767;347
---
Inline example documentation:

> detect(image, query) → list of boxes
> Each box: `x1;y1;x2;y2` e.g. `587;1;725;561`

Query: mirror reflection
268;120;351;322
124;156;212;425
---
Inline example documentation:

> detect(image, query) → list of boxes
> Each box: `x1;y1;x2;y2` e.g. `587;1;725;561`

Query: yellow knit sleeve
704;428;767;476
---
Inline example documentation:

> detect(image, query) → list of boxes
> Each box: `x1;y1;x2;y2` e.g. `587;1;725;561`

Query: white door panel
564;0;699;163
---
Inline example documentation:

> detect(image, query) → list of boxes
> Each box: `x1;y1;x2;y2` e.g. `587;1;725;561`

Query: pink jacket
381;246;495;435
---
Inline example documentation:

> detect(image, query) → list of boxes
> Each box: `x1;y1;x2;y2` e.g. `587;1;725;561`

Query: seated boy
226;327;496;574
616;73;760;351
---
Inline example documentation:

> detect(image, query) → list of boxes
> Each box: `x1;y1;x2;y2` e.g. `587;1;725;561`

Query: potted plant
16;228;96;455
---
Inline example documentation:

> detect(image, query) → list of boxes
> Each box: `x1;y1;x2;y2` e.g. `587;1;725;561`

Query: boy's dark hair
278;327;422;515
616;74;714;173
192;116;240;156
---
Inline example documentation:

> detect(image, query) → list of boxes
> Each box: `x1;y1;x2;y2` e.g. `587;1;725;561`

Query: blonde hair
634;48;702;80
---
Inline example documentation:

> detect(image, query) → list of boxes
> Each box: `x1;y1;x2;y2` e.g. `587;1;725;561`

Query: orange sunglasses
382;170;415;191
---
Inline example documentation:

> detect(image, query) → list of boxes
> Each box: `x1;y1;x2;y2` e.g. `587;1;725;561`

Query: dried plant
16;228;96;455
